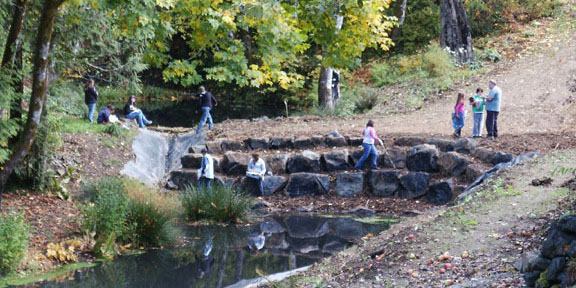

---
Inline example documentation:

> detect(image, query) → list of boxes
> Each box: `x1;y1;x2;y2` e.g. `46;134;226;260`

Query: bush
181;183;252;223
82;187;130;241
124;201;178;247
353;87;381;113
479;49;502;62
0;213;30;274
370;61;398;88
421;45;454;77
103;124;126;137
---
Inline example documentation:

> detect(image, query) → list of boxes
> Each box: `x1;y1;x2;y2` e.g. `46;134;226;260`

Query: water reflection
19;215;392;288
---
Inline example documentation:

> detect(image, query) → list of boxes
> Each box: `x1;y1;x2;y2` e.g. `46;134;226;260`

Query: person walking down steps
196;86;218;134
355;120;384;170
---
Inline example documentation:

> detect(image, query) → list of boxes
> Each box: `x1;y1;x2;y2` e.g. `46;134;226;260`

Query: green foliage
421;45;454;77
180;183;252;223
478;49;502;62
48;83;85;117
103;124;126;138
0;212;30;274
124;201;178;247
82;184;130;242
352;87;381;113
391;0;441;54
0;69;22;165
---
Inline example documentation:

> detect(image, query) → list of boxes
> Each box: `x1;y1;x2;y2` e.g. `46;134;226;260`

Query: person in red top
452;92;466;138
354;120;384;170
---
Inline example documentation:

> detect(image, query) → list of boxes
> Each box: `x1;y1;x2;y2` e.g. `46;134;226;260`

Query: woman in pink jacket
355;120;384;170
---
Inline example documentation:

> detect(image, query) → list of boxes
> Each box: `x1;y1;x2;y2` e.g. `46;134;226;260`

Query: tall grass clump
103;124;126;138
81;177;179;249
180;183;252;223
0;212;30;274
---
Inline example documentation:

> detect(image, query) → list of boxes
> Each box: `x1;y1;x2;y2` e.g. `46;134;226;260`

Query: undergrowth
0;212;30;275
180;183;253;223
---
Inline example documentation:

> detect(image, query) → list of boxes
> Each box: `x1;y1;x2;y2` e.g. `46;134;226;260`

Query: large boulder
242;175;287;196
492;152;514;165
205;141;223;154
465;164;487;182
399;172;430;199
285;173;331;197
286;237;320;254
427;180;453;205
325;136;348;147
379;146;406;169
406;144;439;172
244;138;269;150
270;137;294;149
394;136;424;147
454;138;477;154
322;150;349;172
215;175;237;188
221;140;245;152
437;152;470;177
424;138;457;152
334;172;365;197
221;152;251;175
311;136;326;148
284;216;329;238
369;170;401;197
181;153;203;169
287;151;322;173
264;153;290;175
167;169;197;189
348;137;364;146
293;137;314;149
349;149;377;169
324;131;343;138
188;145;207;154
472;148;496;163
333;218;364;239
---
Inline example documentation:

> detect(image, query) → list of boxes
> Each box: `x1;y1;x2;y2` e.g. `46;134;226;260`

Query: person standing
470;88;485;138
355;120;384;170
84;79;98;124
246;153;266;196
484;79;502;139
196;86;218;134
452;93;466;138
197;149;214;190
124;95;152;128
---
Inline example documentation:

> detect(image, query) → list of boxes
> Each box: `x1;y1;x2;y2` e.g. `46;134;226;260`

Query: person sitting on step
246;153;266;196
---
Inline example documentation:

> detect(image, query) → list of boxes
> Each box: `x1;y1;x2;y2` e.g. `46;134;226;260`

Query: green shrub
353;87;381;113
124;201;178;247
103;124;126;138
370;61;398;88
181;183;252;223
0;213;30;274
82;188;130;242
421;44;454;77
479;49;502;62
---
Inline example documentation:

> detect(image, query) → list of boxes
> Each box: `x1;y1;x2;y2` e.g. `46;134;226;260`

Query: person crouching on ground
470;88;485;138
246;153;266;196
197;149;214;190
354;120;384;170
452;92;466;138
97;105;115;125
124;95;152;128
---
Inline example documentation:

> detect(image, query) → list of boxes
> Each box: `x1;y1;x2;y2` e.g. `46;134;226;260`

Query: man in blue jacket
484;79;502;139
196;86;218;134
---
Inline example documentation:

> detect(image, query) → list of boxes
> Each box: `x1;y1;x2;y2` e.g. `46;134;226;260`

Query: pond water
15;215;393;288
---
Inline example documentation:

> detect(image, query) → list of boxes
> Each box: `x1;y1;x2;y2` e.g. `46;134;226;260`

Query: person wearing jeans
197;149;214;190
484;79;502;139
355;120;384;170
246;153;266;196
84;79;98;123
470;88;485;138
196;86;218;134
123;95;152;128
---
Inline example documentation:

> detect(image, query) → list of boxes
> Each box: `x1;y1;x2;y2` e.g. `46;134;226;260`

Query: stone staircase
167;134;516;205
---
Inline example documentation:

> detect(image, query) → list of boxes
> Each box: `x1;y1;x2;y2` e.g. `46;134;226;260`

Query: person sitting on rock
197;149;214;190
246;153;266;196
355;120;384;170
124;95;152;128
97;105;115;125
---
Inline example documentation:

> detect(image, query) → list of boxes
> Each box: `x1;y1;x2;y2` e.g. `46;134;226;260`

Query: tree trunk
440;0;474;63
0;0;64;209
318;66;334;110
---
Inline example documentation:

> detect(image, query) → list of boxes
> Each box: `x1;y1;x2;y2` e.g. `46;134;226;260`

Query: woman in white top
354;120;384;170
197;149;214;189
246;153;266;196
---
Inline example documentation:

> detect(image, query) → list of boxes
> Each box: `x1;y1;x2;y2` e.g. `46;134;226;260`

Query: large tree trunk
440;0;474;63
318;66;334;110
0;0;64;209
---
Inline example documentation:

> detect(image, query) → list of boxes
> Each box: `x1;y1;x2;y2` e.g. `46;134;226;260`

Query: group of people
452;79;502;139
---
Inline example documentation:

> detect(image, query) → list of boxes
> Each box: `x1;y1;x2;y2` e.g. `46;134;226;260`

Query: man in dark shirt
97;105;114;124
196;86;218;134
84;79;98;123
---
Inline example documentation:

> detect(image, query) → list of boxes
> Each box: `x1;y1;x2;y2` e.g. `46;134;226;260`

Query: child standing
452;93;466;138
470;88;485;138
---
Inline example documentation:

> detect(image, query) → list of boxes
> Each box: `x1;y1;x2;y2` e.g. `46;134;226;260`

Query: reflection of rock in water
284;216;329;239
286;237;320;254
247;231;266;252
322;235;349;254
332;218;364;240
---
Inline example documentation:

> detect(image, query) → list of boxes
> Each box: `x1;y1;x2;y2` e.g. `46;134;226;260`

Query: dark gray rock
523;271;540;287
472;147;496;163
492;152;514;165
399;172;430;199
333;218;364;239
167;169;197;189
215;175;237;188
221;152;251;175
270;137;293;149
346;206;375;217
285;173;331;197
322;150;350;172
406;144;439;172
264;153;290;175
530;256;552;271
293;137;314;149
325;136;348;147
558;215;576;237
465;164;487;182
181;153;203;169
394;136;424;147
546;257;567;282
427;180;453;205
188;145;207;154
221;140;244;152
454;138;477;154
380;146;406;169
242;176;287;196
259;219;286;234
324;131;343;138
212;156;222;173
311;136;326;147
322;236;348;254
205;141;223;154
348;137;364;146
285;216;329;238
286;236;320;253
245;138;269;150
369;170;401;197
287;150;322;173
265;233;289;250
437;152;470;177
424;138;457;152
334;172;364;197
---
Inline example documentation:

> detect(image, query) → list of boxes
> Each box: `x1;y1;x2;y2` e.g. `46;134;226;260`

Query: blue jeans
355;143;378;170
87;103;96;123
247;175;264;196
125;111;150;128
197;177;213;190
196;107;213;134
472;113;483;137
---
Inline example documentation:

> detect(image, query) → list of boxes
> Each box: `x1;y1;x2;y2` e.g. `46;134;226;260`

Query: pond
12;215;393;288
